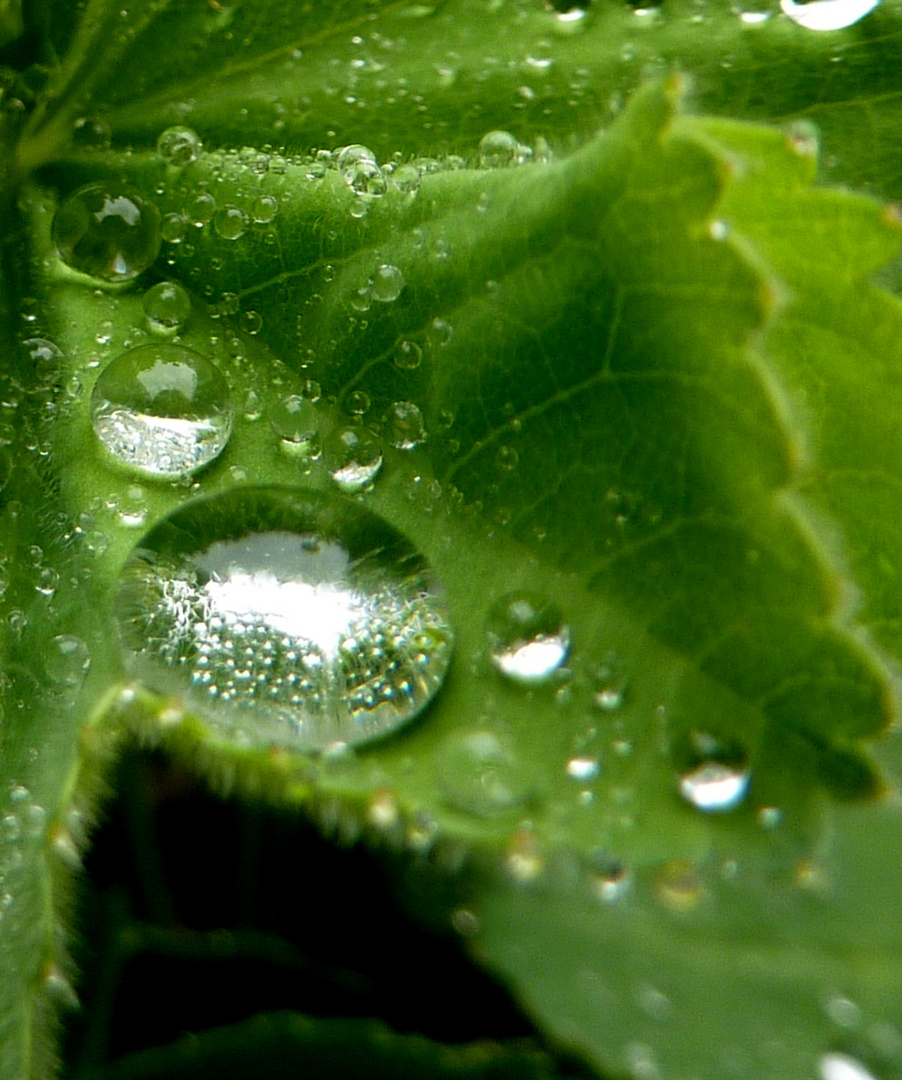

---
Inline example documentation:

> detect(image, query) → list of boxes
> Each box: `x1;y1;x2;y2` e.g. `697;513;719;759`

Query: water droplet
478;130;520;168
91;343;233;478
156;126;203;167
143;281;191;335
784;118;820;158
370;264;405;303
213;204;248;240
495;445;519;472
394;339;422;370
426;318;452;347
438;731;533;817
72;116;111;151
819;1053;878;1080
655;859;705;912
52;184;161;282
589;849;631;902
323;425;383;492
115;486;454;749
45;635;90;687
485;593;570;685
345;390;371;416
757;805;783;828
780;0;878;28
392;164;421;195
387;401;426;449
566;756;600;781
825;994;863;1029
731;0;775;21
338;146;387;196
252;195;279;223
188;192;216;226
160;213;187;244
676;731;750;812
270;394;318;453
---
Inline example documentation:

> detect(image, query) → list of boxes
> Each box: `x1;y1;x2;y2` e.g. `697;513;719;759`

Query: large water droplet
91;343;233;478
485;592;570;684
52;184;161;282
780;0;878;28
115;486;454;749
156;126;203;167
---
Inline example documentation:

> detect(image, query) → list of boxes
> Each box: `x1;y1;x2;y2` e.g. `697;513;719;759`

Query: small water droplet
188;192;216;226
251;195;279;223
655;859;705;912
394;339;422;370
270;394;318;453
825;994;863;1029
115;486;454;749
485;592;570;685
52;184;161;282
156;126;203;167
426;318;452;347
819;1053;878;1080
45;635;90;687
338;146;387;196
757;805;783;828
392;164;421;195
589;849;631;902
387;401;426;449
91;343;233;478
731;0;775;21
676;731;750;812
567;756;600;781
370;264;405;302
345;390;371;416
438;731;532;817
478;130;520;168
213;204;248;240
323;425;383;492
72;116;111;151
495;445;519;472
143;281;191;335
160;213;188;244
780;0;878;28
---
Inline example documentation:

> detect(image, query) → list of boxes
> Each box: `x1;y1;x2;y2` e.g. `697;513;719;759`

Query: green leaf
5;2;902;1080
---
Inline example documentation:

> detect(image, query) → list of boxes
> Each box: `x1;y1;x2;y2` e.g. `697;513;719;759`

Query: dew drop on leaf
142;281;191;335
370;264;405;302
675;731;751;812
485;592;571;685
438;730;534;817
780;0;878;28
269;393;318;452
91;343;233;478
114;486;454;750
589;850;631;902
251;195;278;223
730;0;774;22
387;401;426;449
394;339;422;370
323;425;383;491
391;164;421;195
566;756;600;781
478;129;520;168
44;635;90;688
72;116;111;151
156;125;203;167
52;184;161;283
213;204;248;240
819;1053;878;1080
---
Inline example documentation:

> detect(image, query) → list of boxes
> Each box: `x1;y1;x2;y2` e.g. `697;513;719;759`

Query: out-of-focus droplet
780;0;878;29
438;730;534;817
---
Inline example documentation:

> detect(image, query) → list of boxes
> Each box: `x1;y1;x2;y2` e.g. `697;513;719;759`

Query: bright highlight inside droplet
115;487;454;750
780;0;878;30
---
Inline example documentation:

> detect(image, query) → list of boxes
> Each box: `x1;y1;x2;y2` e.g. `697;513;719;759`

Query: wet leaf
3;2;902;1080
